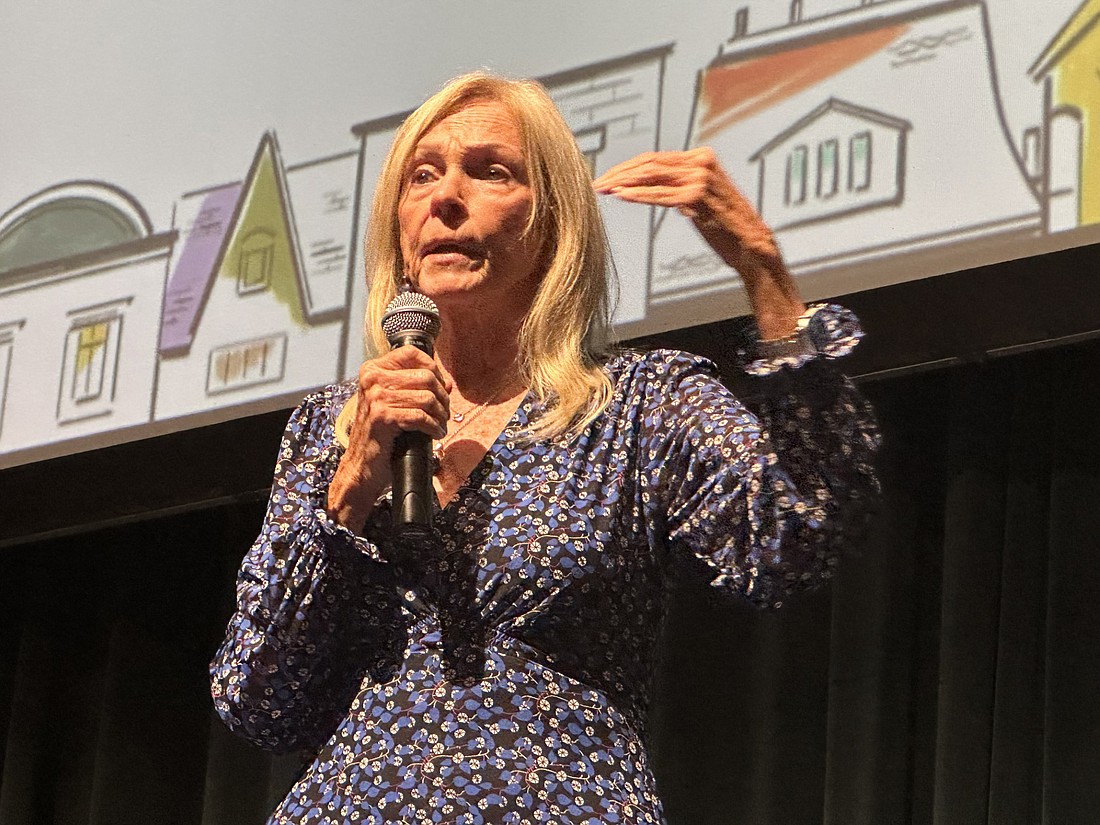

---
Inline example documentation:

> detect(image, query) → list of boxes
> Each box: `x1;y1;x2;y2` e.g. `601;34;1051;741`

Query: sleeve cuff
744;303;863;376
314;505;388;563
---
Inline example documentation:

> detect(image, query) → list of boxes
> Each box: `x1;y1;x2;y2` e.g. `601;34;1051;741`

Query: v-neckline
433;390;532;512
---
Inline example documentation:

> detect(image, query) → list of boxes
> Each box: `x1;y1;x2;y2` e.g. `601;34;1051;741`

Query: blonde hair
363;71;615;441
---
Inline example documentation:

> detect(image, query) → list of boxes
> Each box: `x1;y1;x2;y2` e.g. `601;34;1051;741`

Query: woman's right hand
326;345;451;531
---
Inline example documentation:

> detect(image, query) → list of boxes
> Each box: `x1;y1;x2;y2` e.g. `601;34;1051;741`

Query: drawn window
72;322;111;402
849;131;872;191
58;302;126;424
1022;127;1042;181
817;139;839;198
785;145;808;205
238;229;275;294
0;322;19;438
572;128;607;178
207;333;287;395
0;191;145;276
574;128;606;178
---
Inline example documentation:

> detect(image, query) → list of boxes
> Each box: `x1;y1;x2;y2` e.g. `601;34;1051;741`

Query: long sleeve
209;388;406;753
641;305;880;608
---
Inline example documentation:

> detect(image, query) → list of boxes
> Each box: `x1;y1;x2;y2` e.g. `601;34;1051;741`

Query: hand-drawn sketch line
153;134;355;424
1029;0;1099;231
644;0;1045;331
1;1;1098;465
887;24;974;67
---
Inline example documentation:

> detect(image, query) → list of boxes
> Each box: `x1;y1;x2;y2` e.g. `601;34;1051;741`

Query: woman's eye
485;165;509;181
410;168;435;185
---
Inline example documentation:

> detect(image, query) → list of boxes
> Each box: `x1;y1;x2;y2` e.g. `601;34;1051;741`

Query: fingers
380;343;451;388
594;148;781;271
592;147;718;193
365;346;452;400
363;397;448;440
355;346;451;440
600;183;710;209
592;148;743;220
592;148;706;187
331;346;451;522
367;385;448;438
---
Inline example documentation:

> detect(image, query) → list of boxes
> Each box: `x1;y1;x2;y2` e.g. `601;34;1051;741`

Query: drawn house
154;133;358;422
649;0;1042;325
749;98;912;231
1029;0;1100;232
0;183;173;464
344;46;672;373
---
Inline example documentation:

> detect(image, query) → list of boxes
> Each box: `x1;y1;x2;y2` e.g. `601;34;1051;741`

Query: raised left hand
592;147;783;271
593;148;804;338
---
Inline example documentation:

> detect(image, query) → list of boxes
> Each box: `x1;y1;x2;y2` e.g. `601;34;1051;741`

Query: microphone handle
390;331;435;537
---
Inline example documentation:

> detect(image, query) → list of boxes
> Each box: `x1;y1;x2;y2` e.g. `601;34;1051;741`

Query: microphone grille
381;291;441;342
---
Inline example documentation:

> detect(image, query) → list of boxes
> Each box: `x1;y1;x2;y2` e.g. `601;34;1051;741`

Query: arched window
0;182;150;274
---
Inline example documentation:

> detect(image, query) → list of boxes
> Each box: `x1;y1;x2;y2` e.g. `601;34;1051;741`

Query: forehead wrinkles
414;103;524;160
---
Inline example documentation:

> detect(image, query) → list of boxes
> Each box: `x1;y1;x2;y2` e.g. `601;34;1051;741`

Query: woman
211;72;878;824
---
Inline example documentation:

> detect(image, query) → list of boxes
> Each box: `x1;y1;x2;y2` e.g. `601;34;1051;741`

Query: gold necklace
432;378;517;472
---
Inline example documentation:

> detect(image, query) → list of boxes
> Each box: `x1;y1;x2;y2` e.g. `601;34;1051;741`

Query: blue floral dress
210;305;879;825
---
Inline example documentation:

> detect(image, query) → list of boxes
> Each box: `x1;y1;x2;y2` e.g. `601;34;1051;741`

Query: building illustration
0;0;1096;466
747;98;912;232
154;133;357;422
1029;0;1100;232
0;183;174;459
344;46;672;377
648;0;1045;324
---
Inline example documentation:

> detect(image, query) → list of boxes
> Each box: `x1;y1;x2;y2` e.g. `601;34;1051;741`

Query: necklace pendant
453;412;464;422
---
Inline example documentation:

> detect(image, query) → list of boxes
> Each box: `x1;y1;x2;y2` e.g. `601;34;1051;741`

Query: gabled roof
715;0;969;58
748;98;911;161
701;25;907;141
158;182;241;354
649;0;1040;282
349;44;675;138
159;132;309;355
284;151;359;318
699;0;974;141
1029;0;1100;78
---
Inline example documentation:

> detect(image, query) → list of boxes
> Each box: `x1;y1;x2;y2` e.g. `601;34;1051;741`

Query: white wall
0;248;169;454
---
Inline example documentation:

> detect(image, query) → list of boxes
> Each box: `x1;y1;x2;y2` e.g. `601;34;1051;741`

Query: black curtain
2;340;1098;825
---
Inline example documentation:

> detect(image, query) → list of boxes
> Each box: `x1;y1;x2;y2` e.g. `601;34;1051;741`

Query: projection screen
1;0;1096;467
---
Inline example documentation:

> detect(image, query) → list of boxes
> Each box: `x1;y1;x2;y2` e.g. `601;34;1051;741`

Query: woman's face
398;101;544;312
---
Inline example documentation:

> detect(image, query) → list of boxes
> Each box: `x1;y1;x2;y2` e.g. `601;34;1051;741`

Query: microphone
381;290;442;537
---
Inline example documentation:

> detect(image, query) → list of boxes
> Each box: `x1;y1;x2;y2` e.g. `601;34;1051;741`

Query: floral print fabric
210;305;879;824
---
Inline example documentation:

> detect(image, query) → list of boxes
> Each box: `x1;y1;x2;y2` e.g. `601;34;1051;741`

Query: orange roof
699;23;909;142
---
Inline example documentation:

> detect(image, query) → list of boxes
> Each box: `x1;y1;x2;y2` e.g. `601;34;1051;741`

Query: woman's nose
430;169;468;224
